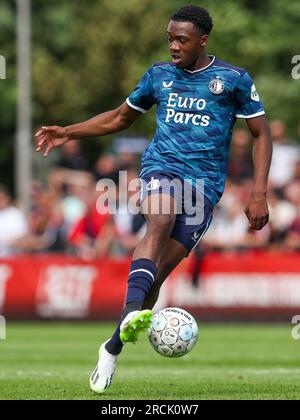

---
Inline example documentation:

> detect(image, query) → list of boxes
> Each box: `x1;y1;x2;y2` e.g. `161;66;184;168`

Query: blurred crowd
204;120;300;252
0;119;300;259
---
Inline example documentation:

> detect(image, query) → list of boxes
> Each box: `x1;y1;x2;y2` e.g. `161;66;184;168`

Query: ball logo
209;77;224;95
169;317;180;327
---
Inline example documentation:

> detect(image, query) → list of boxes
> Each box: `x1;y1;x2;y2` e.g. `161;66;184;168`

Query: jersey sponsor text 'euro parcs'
127;56;265;206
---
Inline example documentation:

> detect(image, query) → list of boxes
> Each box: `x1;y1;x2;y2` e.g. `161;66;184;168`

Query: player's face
167;20;208;69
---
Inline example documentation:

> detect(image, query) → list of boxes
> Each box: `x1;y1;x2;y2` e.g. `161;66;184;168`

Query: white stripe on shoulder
235;110;265;119
212;65;242;76
126;98;148;114
129;269;155;282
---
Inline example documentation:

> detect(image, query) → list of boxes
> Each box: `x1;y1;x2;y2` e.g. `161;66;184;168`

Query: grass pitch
0;322;299;400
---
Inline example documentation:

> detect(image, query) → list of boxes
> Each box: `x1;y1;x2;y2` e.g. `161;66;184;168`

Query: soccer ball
147;307;199;358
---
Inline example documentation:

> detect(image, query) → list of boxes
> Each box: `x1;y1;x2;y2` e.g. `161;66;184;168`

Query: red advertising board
0;255;128;319
165;252;300;321
0;252;299;321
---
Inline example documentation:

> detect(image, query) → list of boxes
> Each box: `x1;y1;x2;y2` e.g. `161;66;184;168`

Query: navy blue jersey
127;56;265;206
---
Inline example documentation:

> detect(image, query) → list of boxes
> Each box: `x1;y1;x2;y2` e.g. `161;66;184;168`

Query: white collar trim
184;56;215;73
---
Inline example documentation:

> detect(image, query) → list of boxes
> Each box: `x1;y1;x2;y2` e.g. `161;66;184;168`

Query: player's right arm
35;102;141;157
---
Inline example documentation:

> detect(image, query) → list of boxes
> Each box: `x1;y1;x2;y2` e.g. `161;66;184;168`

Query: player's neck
185;52;211;72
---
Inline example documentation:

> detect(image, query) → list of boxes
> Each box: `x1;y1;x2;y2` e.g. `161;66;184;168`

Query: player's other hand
35;126;70;157
244;194;269;230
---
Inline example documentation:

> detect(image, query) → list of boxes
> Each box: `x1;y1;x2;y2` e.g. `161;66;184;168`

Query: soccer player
35;5;273;393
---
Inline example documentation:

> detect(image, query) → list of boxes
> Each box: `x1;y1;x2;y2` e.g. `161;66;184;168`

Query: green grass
0;322;299;400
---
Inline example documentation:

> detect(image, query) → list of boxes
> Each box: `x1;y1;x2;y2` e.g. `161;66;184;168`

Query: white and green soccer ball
147;307;199;358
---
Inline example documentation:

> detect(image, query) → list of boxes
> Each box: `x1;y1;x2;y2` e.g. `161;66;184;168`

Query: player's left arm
244;115;273;230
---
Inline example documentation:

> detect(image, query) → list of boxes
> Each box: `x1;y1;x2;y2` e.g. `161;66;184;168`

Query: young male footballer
35;5;272;393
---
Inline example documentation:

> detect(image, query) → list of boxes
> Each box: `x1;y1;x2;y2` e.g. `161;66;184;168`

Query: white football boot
89;340;118;394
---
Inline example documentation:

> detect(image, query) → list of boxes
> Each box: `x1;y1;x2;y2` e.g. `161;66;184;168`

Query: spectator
203;182;249;250
284;179;300;208
292;160;300;181
227;128;253;181
204;180;270;250
267;190;296;247
284;212;300;251
56;140;88;171
0;185;28;257
269;120;300;188
113;136;148;170
112;169;146;255
47;167;94;200
68;181;114;260
93;153;119;184
15;191;66;253
118;150;137;171
61;185;87;232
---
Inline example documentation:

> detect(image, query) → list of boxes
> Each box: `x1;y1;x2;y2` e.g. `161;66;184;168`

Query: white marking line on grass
0;370;83;378
118;367;300;377
1;368;299;380
237;368;300;376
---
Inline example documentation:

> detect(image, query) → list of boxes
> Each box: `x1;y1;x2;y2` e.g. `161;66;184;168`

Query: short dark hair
171;5;213;35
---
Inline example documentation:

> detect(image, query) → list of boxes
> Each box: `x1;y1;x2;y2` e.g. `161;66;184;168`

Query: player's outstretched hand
35;126;70;157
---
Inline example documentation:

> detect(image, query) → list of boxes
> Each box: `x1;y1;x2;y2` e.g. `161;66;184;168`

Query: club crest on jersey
209;77;224;95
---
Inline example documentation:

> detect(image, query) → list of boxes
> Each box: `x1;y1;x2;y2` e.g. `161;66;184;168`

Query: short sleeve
126;67;156;114
234;72;265;119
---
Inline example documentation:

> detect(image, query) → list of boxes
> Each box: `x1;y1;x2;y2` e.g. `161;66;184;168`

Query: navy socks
105;259;157;355
125;258;157;304
104;302;140;355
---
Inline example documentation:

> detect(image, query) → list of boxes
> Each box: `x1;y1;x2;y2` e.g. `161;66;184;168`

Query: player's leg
142;238;187;310
117;234;184;345
106;193;177;350
143;193;214;311
90;193;177;393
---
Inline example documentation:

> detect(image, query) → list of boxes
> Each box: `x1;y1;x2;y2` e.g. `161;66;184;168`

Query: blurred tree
0;1;16;189
0;0;299;188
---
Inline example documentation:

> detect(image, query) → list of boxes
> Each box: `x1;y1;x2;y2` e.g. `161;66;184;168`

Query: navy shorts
140;171;214;256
